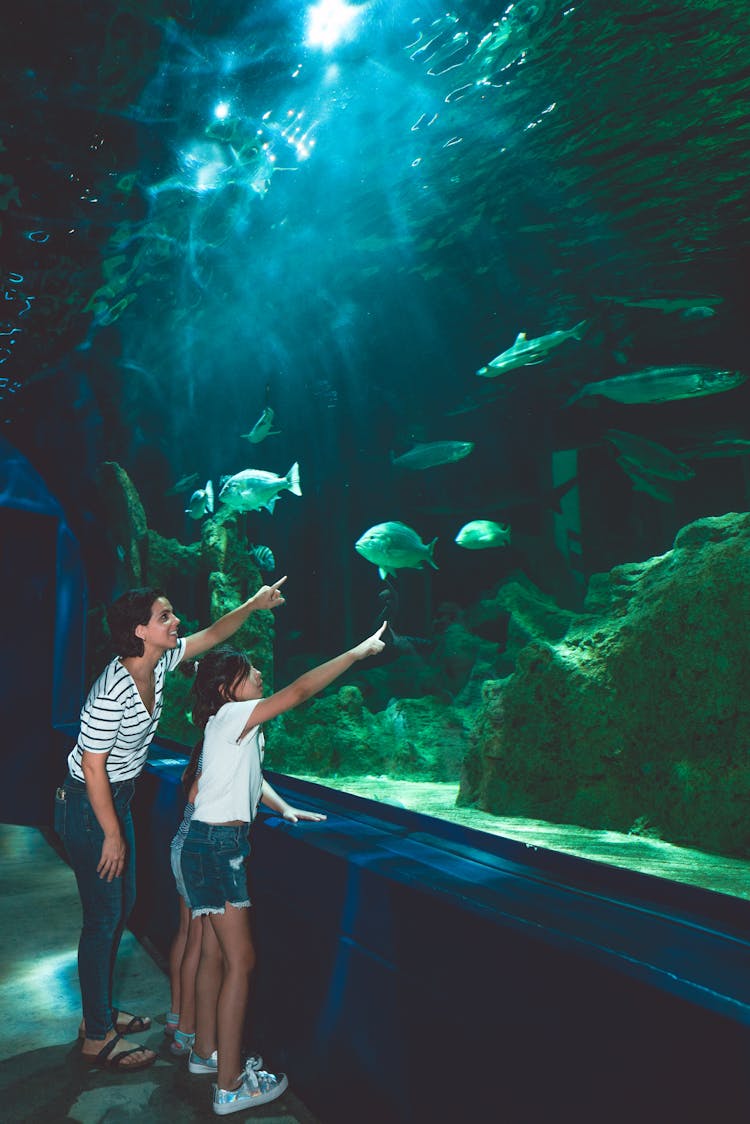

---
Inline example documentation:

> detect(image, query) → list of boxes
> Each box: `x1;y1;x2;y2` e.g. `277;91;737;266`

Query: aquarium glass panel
2;0;748;901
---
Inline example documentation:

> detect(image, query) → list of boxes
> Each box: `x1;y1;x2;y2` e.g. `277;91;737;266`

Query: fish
249;544;275;571
166;472;200;496
422;476;578;517
454;520;511;549
603;431;695;481
680;306;717;320
186;480;214;519
616;458;677;503
477;319;587;377
355;522;438;580
241;406;281;445
597;294;723;314
218;462;301;514
390;441;474;470
681;435;750;459
567;367;746;406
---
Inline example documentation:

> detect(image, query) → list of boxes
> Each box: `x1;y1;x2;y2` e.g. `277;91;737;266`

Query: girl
180;621;387;1116
54;577;286;1072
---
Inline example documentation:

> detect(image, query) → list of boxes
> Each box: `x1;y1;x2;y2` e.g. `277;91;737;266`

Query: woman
54;578;286;1072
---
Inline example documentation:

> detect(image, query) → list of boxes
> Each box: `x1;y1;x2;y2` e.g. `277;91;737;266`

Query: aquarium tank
2;0;748;900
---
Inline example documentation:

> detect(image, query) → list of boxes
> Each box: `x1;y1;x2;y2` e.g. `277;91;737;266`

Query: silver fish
390;441;474;470
355;521;437;580
597;294;723;313
477;319;587;377
248;544;275;571
218;463;301;514
455;520;511;549
604;431;695;481
241;406;281;445
186;480;214;519
567;366;746;406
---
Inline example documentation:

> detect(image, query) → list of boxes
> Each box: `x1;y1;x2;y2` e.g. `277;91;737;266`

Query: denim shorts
180;820;251;917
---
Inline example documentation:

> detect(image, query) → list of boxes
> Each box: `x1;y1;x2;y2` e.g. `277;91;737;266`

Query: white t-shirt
192;698;265;824
67;638;186;782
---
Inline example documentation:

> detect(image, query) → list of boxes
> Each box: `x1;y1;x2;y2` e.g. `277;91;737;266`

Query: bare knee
224;944;256;977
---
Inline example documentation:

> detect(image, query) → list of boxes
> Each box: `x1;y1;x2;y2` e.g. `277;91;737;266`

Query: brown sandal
78;1008;152;1039
112;1008;152;1035
81;1032;157;1072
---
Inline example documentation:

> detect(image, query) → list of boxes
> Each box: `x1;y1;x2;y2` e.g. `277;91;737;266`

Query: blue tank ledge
143;740;750;1028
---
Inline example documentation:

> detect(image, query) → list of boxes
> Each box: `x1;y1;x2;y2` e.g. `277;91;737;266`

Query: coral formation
459;513;750;857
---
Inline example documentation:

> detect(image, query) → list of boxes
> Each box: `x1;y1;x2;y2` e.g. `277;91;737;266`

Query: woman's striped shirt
67;639;186;782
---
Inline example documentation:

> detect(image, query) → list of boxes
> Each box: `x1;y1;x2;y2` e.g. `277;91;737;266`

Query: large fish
567;366;746;406
218;463;301;514
390;441;474;470
355;521;437;580
477;319;587;377
241;406;281;445
604;431;695;481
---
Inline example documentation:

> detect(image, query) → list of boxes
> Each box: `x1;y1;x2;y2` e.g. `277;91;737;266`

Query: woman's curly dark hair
107;587;166;657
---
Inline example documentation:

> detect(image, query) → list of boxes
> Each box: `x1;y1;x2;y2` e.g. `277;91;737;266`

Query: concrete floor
0;823;321;1123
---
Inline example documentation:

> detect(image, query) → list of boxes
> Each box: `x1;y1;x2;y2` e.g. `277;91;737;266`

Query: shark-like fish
477;319;587;377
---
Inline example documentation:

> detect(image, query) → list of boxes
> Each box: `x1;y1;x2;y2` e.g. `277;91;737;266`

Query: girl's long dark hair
182;736;203;799
183;646;253;797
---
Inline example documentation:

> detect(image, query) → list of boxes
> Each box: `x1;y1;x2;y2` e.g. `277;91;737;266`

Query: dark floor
0;823;321;1123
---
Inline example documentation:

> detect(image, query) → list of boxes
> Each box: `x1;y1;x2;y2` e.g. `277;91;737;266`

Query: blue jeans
54;773;137;1039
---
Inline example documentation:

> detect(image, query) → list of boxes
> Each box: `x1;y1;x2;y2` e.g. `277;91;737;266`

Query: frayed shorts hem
191;899;251;918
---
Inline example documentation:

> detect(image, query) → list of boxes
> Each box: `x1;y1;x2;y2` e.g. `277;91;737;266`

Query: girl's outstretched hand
251;576;287;611
351;621;388;661
282;806;327;824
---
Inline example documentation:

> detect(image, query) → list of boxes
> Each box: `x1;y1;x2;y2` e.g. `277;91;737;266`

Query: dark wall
0;440;86;825
0;508;64;822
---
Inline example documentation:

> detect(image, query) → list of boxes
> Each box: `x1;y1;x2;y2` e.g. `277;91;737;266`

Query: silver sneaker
188;1048;218;1074
213;1069;288;1115
189;1048;264;1075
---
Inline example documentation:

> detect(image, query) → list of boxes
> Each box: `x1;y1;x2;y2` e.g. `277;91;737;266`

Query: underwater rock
264;685;383;776
264;685;468;782
459;512;750;857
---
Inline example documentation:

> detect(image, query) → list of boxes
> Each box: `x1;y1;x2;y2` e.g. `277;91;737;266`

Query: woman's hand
351;621;388;661
97;831;126;882
249;576;287;611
